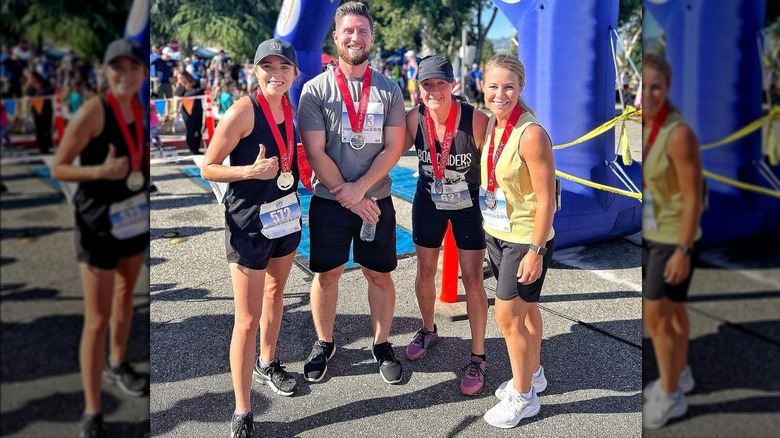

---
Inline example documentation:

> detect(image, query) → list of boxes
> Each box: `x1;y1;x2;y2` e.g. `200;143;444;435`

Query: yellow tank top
481;111;556;243
642;110;703;243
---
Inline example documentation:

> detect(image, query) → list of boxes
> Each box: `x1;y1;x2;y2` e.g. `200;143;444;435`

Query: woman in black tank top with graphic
200;38;302;437
50;38;149;437
402;55;491;396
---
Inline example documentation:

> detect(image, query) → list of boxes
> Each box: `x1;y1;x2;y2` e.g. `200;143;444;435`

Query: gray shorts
486;235;554;302
642;239;699;302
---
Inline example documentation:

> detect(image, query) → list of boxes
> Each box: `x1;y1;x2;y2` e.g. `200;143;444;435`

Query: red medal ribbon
106;91;144;172
334;65;372;136
642;103;669;187
255;89;294;173
486;104;523;192
423;101;459;182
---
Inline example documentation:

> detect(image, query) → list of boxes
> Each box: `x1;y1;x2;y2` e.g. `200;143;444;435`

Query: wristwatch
529;244;547;256
675;244;693;256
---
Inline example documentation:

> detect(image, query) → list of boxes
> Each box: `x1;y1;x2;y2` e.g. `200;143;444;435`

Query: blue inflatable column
495;0;641;249
647;0;779;247
274;0;340;112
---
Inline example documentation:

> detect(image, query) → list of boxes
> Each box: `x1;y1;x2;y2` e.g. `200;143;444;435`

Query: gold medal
433;179;444;195
277;171;294;190
126;171;144;191
349;133;366;150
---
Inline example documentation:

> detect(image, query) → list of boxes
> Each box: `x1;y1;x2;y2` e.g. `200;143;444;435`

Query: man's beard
337;45;370;66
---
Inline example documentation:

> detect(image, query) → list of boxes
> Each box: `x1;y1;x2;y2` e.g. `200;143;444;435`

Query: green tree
1;0;131;60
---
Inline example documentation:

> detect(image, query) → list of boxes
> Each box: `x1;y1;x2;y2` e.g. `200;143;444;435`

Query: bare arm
51;97;128;182
200;97;279;182
516;125;556;285
664;124;702;285
403;106;419;153
471;107;489;151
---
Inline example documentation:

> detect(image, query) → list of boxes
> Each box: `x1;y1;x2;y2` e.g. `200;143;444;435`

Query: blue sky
487;7;515;39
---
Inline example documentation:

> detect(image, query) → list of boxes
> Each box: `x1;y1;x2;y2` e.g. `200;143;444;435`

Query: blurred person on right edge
641;52;703;430
174;70;205;155
479;54;556;429
402;55;490;394
50;38;150;438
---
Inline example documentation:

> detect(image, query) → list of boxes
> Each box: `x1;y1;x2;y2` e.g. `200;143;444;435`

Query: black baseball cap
418;55;454;83
103;38;144;65
254;38;298;67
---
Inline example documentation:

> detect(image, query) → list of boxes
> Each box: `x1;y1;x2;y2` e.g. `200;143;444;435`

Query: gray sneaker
253;358;297;396
103;362;147;397
230;412;253;438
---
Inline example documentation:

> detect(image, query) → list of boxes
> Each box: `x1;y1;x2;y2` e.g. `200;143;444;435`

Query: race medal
106;91;145;192
126;171;145;191
422;102;458;198
350;133;366;150
433;179;444;195
255;89;295;190
277;171;294;190
334;65;372;150
485;190;497;210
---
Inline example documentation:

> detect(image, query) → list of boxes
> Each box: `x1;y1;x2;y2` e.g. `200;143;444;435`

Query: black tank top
414;101;480;195
224;93;300;239
73;96;149;235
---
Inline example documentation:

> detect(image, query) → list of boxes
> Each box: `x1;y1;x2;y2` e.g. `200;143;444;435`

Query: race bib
259;192;302;239
109;192;149;239
432;180;472;210
642;188;658;232
341;102;384;145
478;185;511;232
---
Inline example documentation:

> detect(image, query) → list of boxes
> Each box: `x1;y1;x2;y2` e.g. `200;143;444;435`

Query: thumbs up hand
99;143;129;180
246;144;279;180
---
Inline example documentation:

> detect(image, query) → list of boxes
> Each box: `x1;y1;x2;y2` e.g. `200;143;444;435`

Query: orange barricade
204;89;215;144
439;221;459;303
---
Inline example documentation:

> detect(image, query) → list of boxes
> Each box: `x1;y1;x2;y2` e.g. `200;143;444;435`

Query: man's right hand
245;144;279;180
348;197;382;223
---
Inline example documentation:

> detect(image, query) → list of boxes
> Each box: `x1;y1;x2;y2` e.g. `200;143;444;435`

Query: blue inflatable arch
646;0;780;248
275;0;642;250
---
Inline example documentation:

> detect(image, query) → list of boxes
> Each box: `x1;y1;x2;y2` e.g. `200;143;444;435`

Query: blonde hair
483;54;535;117
643;52;679;114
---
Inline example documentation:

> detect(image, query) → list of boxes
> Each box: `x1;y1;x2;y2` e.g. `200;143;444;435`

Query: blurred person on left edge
51;38;150;438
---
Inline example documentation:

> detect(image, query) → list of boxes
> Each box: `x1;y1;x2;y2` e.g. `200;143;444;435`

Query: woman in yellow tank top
641;53;703;430
479;54;556;429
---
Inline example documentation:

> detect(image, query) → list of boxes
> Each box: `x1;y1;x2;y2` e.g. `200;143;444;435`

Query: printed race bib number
642;188;658;233
259;192;302;239
432;181;472;210
341;102;384;145
109;192;149;239
478;186;511;232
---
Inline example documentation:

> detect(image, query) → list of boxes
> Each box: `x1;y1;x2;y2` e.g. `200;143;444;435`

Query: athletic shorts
486;235;555;302
411;190;485;251
642;239;699;302
75;228;148;270
226;227;300;271
308;196;397;273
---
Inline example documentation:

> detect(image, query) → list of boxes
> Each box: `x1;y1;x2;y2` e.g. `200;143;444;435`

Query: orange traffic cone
439;221;459;303
204;89;215;145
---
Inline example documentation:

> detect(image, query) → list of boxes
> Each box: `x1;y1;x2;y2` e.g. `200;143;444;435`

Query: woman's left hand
517;251;543;285
663;251;690;285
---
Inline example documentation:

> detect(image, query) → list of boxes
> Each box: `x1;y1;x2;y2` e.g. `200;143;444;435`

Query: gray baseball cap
254;38;298;67
418;55;454;83
103;38;144;65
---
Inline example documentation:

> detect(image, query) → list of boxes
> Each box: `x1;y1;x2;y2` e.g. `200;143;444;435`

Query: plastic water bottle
360;197;378;242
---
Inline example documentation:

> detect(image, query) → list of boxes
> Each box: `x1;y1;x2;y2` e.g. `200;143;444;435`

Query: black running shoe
103;362;147;397
79;413;105;438
230;411;253;438
253;358;297;396
303;340;335;382
372;342;402;384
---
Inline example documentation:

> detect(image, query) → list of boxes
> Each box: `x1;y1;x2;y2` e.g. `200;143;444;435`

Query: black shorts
226;227;300;271
642;239;699;302
75;228;148;270
412;190;485;251
308;196;397;273
486;235;555;302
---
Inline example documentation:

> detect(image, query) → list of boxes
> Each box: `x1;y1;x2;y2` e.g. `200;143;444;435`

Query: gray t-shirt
298;65;406;200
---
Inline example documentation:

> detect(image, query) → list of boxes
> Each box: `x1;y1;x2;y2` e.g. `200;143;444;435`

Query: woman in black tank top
402;55;492;395
50;38;149;437
200;38;302;436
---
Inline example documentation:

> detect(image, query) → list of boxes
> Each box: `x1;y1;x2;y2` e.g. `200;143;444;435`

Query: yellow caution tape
555;169;642;200
700;106;780;154
702;170;780;198
553;106;642;150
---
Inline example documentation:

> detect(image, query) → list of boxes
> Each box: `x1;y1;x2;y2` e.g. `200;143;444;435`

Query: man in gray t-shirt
297;1;406;386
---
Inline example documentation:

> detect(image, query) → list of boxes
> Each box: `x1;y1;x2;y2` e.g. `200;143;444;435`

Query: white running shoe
643;389;688;429
495;365;547;400
643;366;695;401
484;387;541;428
